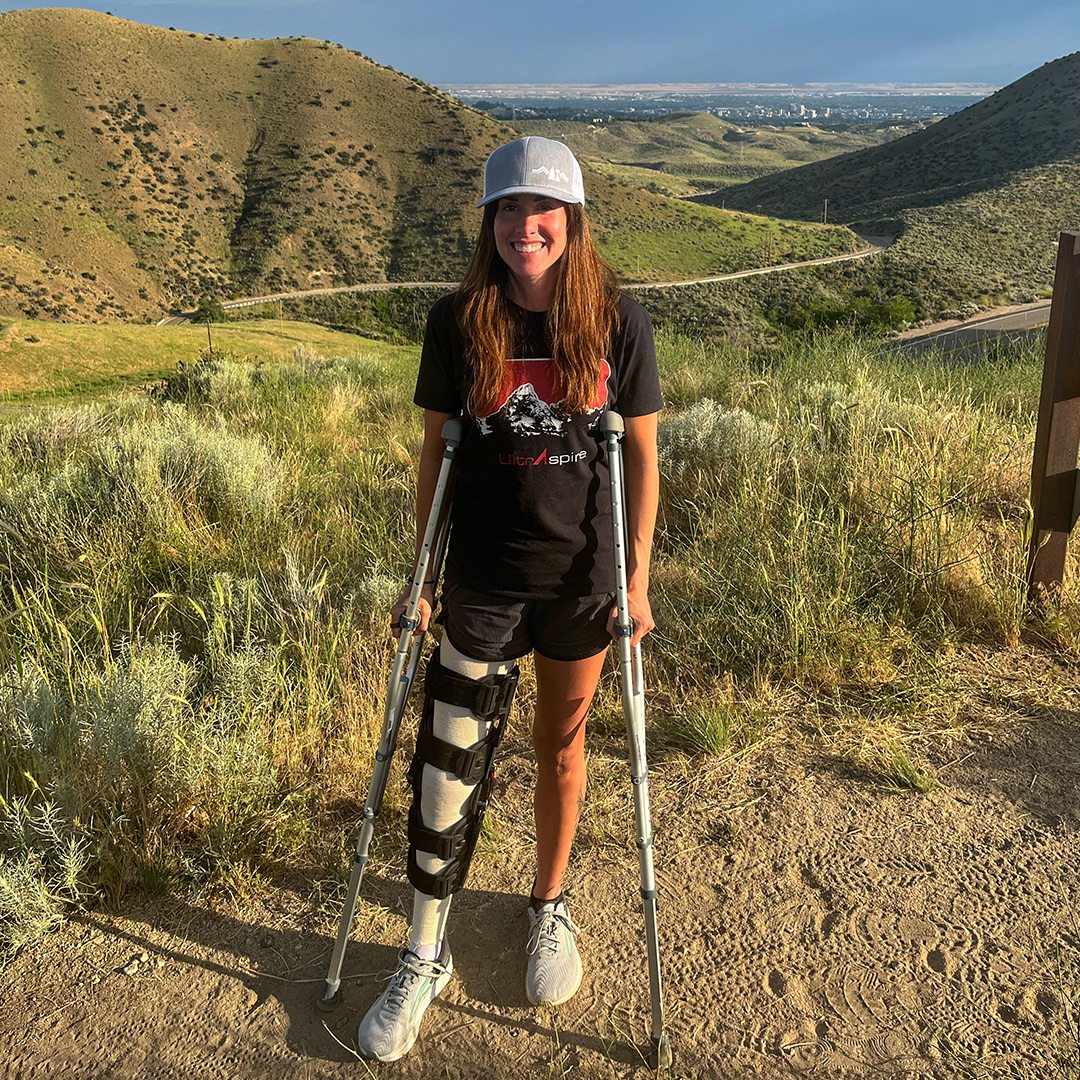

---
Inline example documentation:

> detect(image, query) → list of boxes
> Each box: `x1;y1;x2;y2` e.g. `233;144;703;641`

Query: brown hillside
0;8;517;320
710;52;1080;313
0;9;858;323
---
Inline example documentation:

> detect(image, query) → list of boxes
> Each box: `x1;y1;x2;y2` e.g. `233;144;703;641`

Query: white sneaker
525;899;582;1006
356;944;453;1062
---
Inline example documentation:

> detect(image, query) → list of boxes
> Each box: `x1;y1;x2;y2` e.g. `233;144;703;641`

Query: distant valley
715;51;1080;316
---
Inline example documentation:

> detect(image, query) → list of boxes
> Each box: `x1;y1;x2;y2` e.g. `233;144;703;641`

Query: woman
357;136;662;1062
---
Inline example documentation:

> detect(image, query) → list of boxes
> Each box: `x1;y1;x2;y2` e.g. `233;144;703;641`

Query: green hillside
515;112;924;197
714;52;1080;313
0;9;858;323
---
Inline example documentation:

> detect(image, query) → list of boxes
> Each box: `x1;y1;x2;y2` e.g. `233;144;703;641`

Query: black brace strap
406;649;519;899
412;727;489;785
424;659;518;724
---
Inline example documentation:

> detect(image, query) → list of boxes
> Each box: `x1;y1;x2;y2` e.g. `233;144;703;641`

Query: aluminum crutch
601;410;672;1069
318;415;465;1011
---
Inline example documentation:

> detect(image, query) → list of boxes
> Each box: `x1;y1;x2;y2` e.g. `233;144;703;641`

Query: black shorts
438;579;616;664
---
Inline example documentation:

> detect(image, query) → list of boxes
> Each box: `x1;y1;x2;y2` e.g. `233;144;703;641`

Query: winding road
160;243;1051;364
159;237;890;323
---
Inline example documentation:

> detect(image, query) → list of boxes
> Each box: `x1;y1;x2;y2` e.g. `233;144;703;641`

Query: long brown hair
455;202;620;416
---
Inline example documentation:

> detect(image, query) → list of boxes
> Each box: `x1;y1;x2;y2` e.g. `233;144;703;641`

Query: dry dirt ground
2;645;1079;1080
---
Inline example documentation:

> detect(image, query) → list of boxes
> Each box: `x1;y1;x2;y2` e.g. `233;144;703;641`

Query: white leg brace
410;638;514;948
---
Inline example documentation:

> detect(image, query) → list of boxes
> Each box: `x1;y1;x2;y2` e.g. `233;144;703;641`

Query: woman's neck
507;273;555;313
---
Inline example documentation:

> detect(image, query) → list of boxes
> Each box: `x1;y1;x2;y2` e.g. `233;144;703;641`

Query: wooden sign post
1027;231;1080;602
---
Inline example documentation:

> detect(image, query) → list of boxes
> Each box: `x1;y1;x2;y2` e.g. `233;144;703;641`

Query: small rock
121;959;140;976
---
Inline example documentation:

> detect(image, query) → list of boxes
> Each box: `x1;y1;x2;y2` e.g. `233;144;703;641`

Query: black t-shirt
414;292;663;599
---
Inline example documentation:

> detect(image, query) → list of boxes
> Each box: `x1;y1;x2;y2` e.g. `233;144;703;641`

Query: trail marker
1027;231;1080;601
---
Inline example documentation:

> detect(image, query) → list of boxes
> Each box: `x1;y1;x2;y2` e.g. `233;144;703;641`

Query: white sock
407;941;441;962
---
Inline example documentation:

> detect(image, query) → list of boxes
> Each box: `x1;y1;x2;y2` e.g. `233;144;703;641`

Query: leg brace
406;645;519;901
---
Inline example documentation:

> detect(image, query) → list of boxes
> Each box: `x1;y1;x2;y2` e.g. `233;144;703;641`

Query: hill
0;9;858;322
713;52;1080;315
514;112;926;198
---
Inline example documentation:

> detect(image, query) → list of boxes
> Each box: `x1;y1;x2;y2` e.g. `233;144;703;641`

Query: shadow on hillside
69;872;642;1072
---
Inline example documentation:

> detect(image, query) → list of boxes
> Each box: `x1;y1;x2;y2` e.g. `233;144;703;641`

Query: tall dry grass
0;329;1070;955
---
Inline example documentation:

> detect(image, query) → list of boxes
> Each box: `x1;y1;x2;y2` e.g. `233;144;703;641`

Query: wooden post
1027;231;1080;602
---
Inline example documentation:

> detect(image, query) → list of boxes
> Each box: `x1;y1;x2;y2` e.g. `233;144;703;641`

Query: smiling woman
491;194;568;302
352;136;663;1063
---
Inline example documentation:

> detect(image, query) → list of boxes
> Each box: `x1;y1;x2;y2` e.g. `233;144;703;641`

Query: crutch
318;416;465;1011
601;411;672;1069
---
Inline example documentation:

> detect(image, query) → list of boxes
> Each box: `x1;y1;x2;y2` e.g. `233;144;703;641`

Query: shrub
659;399;775;495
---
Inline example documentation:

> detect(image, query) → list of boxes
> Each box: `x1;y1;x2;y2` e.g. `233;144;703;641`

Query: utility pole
823;198;828;225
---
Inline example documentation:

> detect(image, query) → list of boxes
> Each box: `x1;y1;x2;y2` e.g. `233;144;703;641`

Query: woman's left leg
531;649;607;899
525;649;606;1006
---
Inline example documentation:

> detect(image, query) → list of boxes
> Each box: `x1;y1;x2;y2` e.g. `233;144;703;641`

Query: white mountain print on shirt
476;357;610;436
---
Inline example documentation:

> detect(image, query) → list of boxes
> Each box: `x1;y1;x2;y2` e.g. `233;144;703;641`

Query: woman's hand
607;583;655;649
390;582;436;639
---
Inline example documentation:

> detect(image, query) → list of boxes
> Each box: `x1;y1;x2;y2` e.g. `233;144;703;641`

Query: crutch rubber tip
316;984;342;1012
652;1031;672;1069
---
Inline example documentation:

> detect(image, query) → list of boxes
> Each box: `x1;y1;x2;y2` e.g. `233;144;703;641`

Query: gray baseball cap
477;136;585;207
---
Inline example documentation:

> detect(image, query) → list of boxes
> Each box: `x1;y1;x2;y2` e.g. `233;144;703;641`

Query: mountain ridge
714;51;1080;223
0;8;857;323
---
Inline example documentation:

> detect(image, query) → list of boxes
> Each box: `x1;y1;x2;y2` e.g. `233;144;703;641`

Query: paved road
895;302;1051;361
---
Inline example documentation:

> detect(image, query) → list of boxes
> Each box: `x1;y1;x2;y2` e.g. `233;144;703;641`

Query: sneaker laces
527;907;580;957
375;950;447;1016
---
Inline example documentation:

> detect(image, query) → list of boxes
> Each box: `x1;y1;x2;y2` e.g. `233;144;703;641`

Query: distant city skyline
0;1;1073;85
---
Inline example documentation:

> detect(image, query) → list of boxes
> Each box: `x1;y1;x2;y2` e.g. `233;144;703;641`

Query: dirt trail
2;645;1079;1079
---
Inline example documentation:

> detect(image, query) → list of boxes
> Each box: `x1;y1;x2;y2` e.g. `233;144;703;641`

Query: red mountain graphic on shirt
477;358;610;437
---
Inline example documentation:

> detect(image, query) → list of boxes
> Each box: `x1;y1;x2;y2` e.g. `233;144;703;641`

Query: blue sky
3;1;1075;85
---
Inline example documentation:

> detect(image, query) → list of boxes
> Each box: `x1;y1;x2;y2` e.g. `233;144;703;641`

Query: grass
593;197;858;284
0;317;417;399
0;321;1076;959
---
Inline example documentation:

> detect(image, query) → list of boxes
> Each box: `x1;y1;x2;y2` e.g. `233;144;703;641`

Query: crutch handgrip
441;415;466;443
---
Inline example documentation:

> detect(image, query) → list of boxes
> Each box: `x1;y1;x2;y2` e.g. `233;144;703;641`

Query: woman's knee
533;726;586;782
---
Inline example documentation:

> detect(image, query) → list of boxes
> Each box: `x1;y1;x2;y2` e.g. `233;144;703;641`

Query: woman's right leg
409;637;515;949
357;637;514;1062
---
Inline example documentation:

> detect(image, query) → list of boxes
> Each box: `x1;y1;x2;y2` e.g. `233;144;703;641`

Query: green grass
0;321;1074;956
0;317;416;399
594;198;858;283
